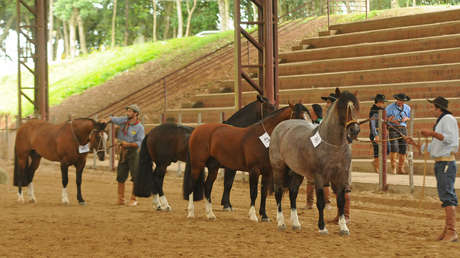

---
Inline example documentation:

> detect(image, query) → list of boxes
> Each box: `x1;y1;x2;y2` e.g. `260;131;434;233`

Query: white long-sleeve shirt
422;114;459;158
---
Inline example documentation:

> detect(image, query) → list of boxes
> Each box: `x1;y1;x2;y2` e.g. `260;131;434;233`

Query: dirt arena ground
1;159;459;257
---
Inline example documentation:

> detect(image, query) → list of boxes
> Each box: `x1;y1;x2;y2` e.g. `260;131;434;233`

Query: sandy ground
1;159;459;257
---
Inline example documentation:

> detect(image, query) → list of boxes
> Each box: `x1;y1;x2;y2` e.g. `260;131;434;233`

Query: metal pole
264;0;274;105
110;120;115;171
327;0;330;28
178;113;182;124
378;110;383;190
408;109;415;193
233;0;242;110
382;110;388;191
93;114;98;169
16;0;22;127
36;0;49;121
197;112;202;124
163;79;167;113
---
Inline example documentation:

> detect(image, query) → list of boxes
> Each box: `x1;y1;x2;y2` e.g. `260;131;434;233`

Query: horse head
256;95;276;119
335;88;360;141
90;121;108;161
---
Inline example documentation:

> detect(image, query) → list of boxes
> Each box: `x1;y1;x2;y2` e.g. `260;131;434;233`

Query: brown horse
14;118;107;205
183;103;310;221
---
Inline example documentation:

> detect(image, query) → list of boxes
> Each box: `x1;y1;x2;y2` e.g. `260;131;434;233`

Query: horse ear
335;88;341;97
257;95;268;103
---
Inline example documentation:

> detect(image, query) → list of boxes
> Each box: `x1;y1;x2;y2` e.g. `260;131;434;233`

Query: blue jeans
434;161;458;207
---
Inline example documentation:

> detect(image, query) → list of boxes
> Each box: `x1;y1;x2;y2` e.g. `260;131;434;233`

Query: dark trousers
388;127;407;154
117;147;139;183
435;161;458;207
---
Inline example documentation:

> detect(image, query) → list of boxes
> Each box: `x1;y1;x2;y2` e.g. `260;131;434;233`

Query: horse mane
336;91;359;124
223;100;258;124
68;117;96;124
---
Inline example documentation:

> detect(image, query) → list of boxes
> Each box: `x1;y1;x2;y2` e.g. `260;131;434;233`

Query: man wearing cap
103;104;145;206
406;96;458;242
369;94;387;173
385;93;411;174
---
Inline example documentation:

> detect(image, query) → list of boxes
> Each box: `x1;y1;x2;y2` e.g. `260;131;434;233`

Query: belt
434;154;456;162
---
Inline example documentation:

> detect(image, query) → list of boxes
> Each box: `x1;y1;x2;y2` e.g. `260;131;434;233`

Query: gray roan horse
269;88;360;235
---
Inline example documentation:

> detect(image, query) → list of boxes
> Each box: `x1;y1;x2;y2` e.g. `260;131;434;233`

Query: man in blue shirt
406;96;458;242
385;93;411;174
103;104;145;206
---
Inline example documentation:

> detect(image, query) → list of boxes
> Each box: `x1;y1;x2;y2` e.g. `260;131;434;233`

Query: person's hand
421;130;433;137
100;118;111;124
120;141;128;148
374;136;379;142
401;117;410;122
405;137;415;145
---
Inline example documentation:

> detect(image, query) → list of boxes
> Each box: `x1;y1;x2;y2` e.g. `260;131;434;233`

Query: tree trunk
252;2;258;22
63;20;70;58
218;0;230;31
54;19;61;60
112;0;117;48
77;13;87;54
185;0;197;37
343;1;352;13
48;0;54;61
413;0;416;7
391;0;399;8
163;2;173;39
69;8;78;57
124;0;129;45
175;0;183;38
152;0;157;41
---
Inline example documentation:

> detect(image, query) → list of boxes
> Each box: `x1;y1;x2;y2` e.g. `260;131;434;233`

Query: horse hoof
79;201;87;206
161;206;172;212
278;224;286;231
207;214;217;220
249;215;259;222
222;207;232;212
319;228;329;235
28;199;36;204
261;217;270;222
187;214;195;219
292;225;301;231
340;230;350;236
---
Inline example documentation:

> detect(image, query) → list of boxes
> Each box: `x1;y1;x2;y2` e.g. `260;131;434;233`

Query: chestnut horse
13;118;107;205
183;103;310;221
269;89;360;235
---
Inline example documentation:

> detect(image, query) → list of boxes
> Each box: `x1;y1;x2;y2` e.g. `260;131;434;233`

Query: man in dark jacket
369;94;387;173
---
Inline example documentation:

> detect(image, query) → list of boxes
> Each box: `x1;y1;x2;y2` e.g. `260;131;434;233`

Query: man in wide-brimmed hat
102;104;145;206
406;96;458;242
385;93;411;174
369;94;387;173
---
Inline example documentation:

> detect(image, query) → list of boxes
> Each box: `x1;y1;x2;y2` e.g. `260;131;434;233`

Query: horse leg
60;164;70;204
248;171;259;222
75;160;87;205
275;189;286;230
27;153;41;203
259;170;271;222
157;164;171;211
221;168;236;211
15;153;29;203
151;164;161;210
337;188;350;236
204;166;219;220
289;173;304;231
316;182;328;234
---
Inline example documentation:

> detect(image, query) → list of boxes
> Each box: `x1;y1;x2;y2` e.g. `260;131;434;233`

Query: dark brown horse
183;103;310;221
14;118;107;205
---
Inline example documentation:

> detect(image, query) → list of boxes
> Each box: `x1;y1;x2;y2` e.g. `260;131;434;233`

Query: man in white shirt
406;96;458;242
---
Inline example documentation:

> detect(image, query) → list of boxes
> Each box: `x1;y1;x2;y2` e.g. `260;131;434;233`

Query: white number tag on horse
79;143;90;153
259;132;270;148
310;131;322;148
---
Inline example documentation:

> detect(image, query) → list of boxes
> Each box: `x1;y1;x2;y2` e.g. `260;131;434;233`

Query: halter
91;129;107;154
69;119;106;154
344;102;359;128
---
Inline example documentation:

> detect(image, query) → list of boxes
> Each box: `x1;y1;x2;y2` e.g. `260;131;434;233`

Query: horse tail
13;150;31;187
183;152;204;201
134;136;154;197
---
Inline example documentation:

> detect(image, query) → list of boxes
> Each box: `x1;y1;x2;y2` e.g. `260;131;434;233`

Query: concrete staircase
164;8;460;174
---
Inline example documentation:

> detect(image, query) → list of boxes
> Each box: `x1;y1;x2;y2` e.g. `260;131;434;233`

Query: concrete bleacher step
278;62;460;90
300;20;460;49
192;80;460;108
351;159;460;174
278;47;460;76
329;8;460;34
282;33;460;63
